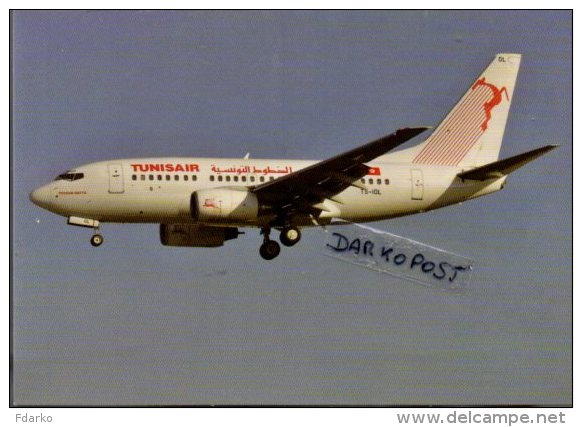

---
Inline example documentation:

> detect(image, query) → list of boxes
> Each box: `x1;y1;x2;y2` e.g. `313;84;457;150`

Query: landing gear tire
90;234;104;247
259;240;281;260
280;227;301;247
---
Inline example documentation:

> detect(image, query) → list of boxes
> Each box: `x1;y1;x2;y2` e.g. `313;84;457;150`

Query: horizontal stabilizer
457;145;558;181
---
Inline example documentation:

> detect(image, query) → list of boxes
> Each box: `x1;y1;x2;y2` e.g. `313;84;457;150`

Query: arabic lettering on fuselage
210;165;293;175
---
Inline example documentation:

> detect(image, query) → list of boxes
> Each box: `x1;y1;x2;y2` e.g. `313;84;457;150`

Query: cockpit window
55;172;84;181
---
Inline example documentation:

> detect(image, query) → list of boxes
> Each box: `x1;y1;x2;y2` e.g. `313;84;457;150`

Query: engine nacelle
191;187;259;224
160;223;239;247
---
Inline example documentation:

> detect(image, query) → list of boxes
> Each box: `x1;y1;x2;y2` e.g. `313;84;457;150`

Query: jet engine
160;223;239;247
191;187;259;224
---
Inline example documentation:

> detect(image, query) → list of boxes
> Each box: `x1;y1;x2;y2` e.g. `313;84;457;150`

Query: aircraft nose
29;185;52;208
29;188;40;205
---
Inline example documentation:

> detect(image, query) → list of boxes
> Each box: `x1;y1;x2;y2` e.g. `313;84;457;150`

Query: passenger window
368;178;374;185
226;176;231;182
361;179;365;184
132;174;137;181
157;175;162;181
174;175;179;181
377;179;382;185
184;175;189;181
210;175;215;182
140;175;145;181
218;176;223;182
166;175;170;181
149;174;154;181
269;177;274;181
234;176;239;182
250;176;255;183
259;176;265;182
385;179;390;185
241;176;246;182
193;175;197;181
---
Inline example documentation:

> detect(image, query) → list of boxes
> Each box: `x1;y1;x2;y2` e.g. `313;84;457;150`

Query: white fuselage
30;157;506;227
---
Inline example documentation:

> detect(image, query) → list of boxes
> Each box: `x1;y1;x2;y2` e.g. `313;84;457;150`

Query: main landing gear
258;226;301;260
279;226;301;247
259;228;280;260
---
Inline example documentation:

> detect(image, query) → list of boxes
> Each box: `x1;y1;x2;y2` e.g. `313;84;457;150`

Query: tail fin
411;53;521;168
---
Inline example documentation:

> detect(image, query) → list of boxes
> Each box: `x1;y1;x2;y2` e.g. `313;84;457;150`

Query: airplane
30;53;557;260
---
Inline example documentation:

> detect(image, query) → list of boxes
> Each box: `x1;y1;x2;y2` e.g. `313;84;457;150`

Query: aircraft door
411;169;424;200
108;163;124;194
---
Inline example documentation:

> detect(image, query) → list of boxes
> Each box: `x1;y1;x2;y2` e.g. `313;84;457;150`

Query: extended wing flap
457;145;558;181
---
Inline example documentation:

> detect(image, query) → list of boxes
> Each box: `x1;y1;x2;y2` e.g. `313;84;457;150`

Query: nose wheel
90;229;104;247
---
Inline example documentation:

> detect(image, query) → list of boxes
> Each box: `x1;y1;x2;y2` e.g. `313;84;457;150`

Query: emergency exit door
411;169;424;200
108;163;124;194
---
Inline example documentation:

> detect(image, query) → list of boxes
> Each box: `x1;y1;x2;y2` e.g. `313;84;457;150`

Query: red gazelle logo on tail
471;77;509;131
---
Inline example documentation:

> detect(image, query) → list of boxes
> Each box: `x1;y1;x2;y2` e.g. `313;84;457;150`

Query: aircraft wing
252;127;428;218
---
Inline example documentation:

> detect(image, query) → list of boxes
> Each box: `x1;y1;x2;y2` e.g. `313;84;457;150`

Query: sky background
12;10;571;406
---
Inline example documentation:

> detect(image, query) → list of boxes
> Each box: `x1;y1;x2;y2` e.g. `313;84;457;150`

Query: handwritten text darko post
325;231;471;286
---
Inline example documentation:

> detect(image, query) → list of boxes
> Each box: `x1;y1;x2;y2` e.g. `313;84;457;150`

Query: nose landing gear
90;227;104;247
66;217;104;247
90;234;104;247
